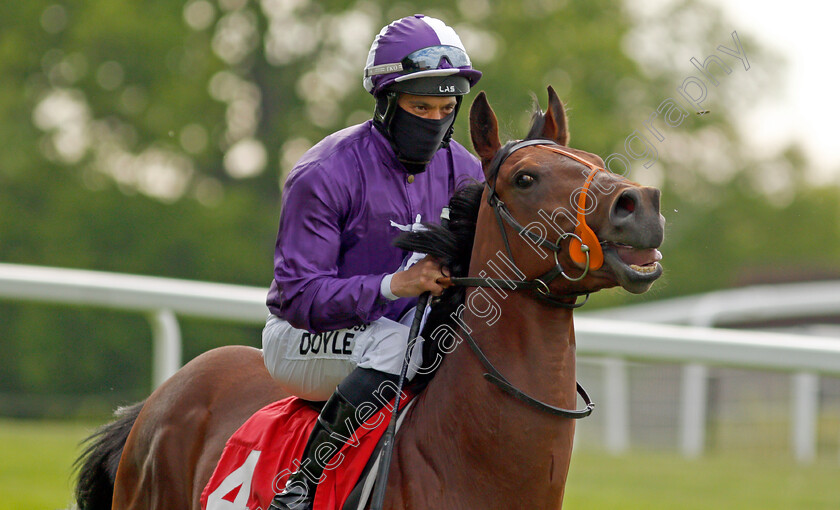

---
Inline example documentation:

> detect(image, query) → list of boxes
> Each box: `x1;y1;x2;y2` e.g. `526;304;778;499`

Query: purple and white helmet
363;14;482;97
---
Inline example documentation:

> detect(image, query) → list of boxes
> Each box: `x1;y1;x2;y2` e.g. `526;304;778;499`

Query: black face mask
389;107;456;173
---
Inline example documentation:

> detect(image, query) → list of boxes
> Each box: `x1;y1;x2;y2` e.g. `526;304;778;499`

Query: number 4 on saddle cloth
201;393;415;510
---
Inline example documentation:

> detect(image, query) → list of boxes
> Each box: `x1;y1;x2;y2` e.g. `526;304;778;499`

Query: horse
74;85;664;509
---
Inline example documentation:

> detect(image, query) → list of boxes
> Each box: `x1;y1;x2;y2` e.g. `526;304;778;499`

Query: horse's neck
395;290;578;508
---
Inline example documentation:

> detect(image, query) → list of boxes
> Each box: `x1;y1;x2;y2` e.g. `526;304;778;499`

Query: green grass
565;448;840;509
0;419;94;510
2;419;840;509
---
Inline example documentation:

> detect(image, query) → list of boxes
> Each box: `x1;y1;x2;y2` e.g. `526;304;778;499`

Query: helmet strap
373;92;399;135
440;95;462;149
373;92;407;171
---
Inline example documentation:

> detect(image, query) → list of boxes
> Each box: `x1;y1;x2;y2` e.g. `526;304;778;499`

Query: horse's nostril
614;193;636;219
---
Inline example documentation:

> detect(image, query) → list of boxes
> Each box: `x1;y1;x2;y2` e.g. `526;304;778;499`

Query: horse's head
469;86;664;299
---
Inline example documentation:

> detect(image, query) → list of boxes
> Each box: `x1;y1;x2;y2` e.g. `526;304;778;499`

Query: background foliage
1;0;836;415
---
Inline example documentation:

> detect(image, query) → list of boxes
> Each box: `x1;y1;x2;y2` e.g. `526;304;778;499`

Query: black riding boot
269;368;399;510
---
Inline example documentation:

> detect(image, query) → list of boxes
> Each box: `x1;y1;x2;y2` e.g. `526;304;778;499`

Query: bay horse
75;86;664;509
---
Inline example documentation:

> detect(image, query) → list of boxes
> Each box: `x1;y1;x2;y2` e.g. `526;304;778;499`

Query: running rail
2;262;839;462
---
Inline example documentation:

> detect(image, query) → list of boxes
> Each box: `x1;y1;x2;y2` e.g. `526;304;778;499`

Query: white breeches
261;310;425;401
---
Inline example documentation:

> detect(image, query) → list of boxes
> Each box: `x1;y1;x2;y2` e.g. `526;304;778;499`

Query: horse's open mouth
600;242;663;293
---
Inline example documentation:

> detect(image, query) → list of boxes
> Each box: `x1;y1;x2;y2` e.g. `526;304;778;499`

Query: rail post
148;309;182;389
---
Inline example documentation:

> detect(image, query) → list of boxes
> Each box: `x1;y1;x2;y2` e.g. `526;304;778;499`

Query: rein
460;325;594;419
447;139;607;419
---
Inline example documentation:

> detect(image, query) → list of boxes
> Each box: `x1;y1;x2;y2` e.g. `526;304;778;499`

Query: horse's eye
515;173;536;189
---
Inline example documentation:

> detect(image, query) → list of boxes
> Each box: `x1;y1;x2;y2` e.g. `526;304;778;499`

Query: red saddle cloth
200;395;406;510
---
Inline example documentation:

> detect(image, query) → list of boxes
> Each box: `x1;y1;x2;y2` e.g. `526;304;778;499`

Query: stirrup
269;482;311;510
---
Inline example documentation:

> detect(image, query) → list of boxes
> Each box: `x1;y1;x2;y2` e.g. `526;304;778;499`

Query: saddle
200;395;414;510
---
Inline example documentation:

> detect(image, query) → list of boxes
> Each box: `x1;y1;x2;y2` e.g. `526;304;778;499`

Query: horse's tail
74;400;145;510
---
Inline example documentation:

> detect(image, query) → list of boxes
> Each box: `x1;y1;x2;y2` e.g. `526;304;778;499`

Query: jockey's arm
271;163;448;333
272;166;386;333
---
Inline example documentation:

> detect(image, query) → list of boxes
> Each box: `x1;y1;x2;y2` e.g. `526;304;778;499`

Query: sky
704;0;840;182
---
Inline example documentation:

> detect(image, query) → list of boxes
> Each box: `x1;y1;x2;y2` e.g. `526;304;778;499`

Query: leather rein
446;139;612;419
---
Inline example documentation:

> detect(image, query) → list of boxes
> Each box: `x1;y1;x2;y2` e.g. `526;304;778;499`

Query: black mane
525;96;550;140
393;182;482;389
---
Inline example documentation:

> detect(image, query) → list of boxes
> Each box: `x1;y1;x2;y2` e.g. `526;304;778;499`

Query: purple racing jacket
266;120;483;333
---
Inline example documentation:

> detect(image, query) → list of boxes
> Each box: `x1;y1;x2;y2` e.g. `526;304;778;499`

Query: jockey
263;14;483;510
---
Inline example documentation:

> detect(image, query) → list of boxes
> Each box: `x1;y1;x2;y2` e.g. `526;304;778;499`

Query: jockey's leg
263;313;423;510
269;368;400;510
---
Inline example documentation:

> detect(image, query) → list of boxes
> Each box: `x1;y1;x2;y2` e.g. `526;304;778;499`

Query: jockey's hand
389;255;452;298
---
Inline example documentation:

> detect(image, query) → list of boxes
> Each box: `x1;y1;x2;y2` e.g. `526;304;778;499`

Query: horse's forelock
487;104;549;183
526;101;548;141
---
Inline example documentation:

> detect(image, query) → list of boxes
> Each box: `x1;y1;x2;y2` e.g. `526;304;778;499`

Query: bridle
445;138;615;419
451;139;607;309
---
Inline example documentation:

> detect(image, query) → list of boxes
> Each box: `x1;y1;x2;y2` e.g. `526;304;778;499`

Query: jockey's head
363;14;482;174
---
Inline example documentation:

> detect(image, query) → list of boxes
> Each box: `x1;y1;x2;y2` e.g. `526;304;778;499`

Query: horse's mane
394;105;549;390
393;182;481;390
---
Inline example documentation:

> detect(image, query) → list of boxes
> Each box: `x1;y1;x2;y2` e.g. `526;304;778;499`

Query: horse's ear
541;85;570;146
470;91;502;171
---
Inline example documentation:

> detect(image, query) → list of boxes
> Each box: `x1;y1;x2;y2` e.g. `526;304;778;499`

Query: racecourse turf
0;419;93;510
1;418;838;509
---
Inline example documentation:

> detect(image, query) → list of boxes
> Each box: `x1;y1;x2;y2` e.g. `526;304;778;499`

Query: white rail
0;263;268;322
575;317;840;374
2;263;838;462
580;282;840;463
0;263;267;388
580;280;840;327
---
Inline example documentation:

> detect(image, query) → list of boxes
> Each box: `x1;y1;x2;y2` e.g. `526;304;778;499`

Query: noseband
451;139;608;309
